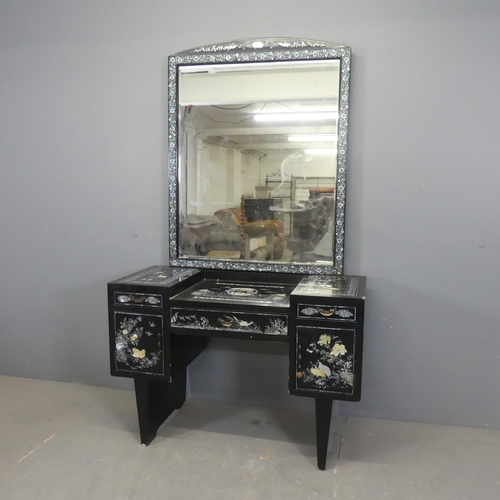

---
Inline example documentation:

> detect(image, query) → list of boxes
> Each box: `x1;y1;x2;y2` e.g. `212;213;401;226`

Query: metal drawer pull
218;317;235;327
318;308;336;317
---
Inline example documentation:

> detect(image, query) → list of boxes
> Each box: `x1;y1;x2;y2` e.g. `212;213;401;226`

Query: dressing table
108;38;366;470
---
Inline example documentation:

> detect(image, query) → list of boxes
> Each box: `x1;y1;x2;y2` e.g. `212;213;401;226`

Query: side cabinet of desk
107;266;205;444
289;275;366;469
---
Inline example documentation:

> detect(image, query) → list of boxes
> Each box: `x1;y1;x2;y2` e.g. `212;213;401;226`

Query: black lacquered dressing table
107;38;366;469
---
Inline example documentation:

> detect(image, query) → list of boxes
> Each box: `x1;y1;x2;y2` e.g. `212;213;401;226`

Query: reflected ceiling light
180;60;337;74
304;149;337;155
254;112;337;122
288;134;337;142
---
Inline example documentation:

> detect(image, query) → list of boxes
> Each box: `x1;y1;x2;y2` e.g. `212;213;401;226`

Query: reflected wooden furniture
214;208;285;260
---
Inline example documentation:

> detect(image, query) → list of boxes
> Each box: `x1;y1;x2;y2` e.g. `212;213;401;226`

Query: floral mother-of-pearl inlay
171;310;288;336
299;305;355;320
331;343;347;357
132;348;146;359
114;315;163;372
116;294;162;306
300;332;354;391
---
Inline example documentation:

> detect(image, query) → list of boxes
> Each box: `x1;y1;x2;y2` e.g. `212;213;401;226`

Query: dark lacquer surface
170;279;297;308
110;265;201;287
292;275;365;298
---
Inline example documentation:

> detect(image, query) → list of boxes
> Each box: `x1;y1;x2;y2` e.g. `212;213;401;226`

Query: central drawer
170;307;288;336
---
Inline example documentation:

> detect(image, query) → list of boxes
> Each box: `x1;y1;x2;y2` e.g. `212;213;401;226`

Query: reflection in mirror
169;39;350;274
179;61;338;264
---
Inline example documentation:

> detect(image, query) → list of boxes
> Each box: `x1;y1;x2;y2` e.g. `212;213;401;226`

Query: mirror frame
168;38;351;275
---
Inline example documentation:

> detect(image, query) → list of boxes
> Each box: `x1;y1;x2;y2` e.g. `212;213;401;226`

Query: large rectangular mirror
168;39;351;274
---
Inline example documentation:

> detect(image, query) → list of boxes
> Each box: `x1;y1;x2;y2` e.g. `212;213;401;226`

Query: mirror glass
168;39;350;274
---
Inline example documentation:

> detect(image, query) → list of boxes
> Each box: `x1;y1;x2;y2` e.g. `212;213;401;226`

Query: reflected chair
212;208;285;260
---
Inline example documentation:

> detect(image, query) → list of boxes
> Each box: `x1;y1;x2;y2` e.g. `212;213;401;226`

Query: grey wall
1;1;499;429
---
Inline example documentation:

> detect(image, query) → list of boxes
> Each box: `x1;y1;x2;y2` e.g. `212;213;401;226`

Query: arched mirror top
168;38;351;275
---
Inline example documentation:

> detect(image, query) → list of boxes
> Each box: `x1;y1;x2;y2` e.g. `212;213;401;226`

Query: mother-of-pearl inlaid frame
168;38;351;275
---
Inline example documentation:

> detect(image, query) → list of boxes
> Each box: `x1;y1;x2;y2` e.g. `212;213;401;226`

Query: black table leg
315;397;333;470
134;365;187;446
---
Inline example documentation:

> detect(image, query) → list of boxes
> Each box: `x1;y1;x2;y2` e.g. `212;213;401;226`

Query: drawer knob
318;307;336;317
218;317;235;327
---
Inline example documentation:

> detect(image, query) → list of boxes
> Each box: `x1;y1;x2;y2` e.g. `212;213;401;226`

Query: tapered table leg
315;397;333;470
134;365;187;446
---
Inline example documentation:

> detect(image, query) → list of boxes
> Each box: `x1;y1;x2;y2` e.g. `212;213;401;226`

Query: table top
110;266;366;301
110;266;201;287
171;279;296;308
291;275;366;298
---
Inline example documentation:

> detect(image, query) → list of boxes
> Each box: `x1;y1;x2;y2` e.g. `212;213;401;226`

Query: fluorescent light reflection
254;112;337;122
288;134;336;142
304;149;337;155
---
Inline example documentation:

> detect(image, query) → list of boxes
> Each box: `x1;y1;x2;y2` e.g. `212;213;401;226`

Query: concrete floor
1;375;499;499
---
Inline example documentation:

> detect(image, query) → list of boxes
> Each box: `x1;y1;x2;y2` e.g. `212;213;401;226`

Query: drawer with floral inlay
113;292;163;307
170;307;288;338
297;303;356;322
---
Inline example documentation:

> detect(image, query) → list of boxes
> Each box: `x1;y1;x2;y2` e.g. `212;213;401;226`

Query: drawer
297;303;356;321
114;292;163;307
171;307;288;336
